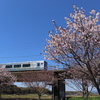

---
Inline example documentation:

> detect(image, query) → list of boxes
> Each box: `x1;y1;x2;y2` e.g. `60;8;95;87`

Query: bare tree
44;5;100;95
0;66;17;98
22;71;53;100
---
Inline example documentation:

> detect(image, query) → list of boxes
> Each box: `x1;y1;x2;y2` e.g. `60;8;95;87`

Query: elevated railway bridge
11;69;70;100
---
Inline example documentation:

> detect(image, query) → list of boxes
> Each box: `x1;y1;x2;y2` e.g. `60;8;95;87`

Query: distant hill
66;91;82;96
92;90;98;93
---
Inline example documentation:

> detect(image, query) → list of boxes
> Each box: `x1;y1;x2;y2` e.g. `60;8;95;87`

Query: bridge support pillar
52;79;65;100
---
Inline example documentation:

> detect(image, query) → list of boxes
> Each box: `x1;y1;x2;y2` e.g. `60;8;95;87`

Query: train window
23;64;30;67
41;63;43;65
6;65;12;68
14;65;21;68
37;63;40;66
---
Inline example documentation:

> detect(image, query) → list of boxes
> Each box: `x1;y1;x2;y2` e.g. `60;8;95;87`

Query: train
2;60;48;72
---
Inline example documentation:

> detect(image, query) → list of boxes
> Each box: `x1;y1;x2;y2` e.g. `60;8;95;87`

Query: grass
1;94;52;99
69;97;100;100
1;94;100;100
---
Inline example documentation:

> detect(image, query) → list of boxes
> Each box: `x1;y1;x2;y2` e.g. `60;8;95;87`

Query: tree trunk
95;84;100;95
0;90;2;99
0;94;1;99
82;80;88;100
86;62;100;95
38;94;41;100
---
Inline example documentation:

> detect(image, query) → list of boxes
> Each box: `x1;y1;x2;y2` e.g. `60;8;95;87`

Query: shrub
69;97;100;100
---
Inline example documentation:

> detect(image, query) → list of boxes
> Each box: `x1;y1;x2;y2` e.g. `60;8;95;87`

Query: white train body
2;61;48;72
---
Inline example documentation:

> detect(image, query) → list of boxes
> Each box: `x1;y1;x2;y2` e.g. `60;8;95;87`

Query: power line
0;41;47;53
0;55;42;59
0;41;46;50
0;46;44;53
0;41;46;59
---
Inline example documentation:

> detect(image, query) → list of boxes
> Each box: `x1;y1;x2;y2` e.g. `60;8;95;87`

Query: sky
0;0;100;91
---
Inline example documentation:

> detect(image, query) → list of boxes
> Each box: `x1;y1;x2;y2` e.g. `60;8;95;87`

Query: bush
0;98;33;100
0;98;51;100
69;97;100;100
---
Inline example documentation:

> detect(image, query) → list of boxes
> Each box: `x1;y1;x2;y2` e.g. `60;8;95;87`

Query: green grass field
1;94;52;99
69;97;100;100
1;94;100;100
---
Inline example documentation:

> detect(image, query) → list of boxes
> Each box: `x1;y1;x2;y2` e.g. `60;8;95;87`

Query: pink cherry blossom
43;5;100;95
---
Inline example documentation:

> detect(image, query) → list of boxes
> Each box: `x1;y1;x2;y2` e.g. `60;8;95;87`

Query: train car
2;60;48;72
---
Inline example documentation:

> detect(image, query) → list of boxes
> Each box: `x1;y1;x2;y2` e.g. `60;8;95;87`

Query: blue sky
0;0;100;90
0;0;100;64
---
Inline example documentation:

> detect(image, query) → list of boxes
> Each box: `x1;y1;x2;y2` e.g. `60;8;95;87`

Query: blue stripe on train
7;67;44;71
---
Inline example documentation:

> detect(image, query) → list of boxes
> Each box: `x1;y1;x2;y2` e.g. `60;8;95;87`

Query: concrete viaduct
11;69;70;100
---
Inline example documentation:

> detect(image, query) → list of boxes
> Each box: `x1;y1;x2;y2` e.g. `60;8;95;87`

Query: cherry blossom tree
66;67;94;100
44;5;100;95
0;66;17;98
22;71;53;100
